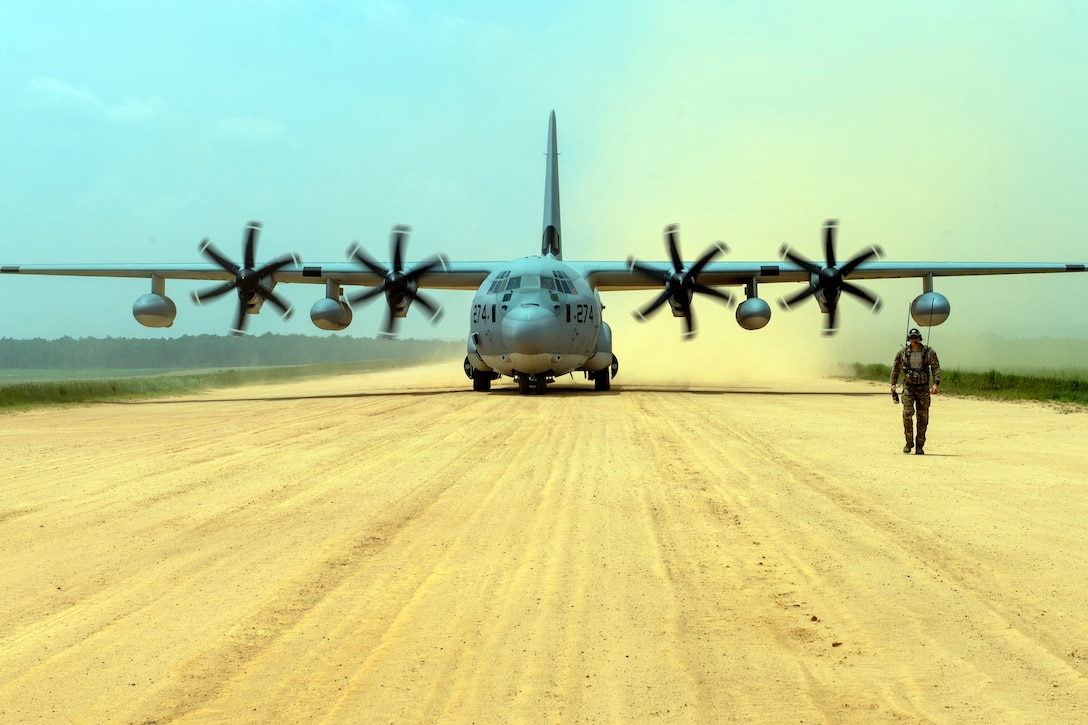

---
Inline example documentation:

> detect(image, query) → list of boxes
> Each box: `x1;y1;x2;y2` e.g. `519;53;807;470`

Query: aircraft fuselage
467;254;611;379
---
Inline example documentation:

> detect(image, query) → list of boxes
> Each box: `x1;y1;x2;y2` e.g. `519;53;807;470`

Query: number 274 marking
567;304;595;324
472;304;496;324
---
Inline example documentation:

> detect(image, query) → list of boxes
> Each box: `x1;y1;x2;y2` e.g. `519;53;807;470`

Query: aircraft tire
472;370;492;392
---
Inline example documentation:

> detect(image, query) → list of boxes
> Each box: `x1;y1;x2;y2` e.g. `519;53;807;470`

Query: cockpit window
486;269;514;294
509;275;545;290
496;271;574;295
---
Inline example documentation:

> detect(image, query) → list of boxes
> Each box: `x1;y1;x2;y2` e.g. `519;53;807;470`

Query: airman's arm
889;349;903;390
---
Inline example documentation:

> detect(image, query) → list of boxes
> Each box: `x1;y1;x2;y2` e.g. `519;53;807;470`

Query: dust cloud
603;290;838;387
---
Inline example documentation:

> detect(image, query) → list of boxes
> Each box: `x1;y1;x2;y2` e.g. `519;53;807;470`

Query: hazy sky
2;1;1087;368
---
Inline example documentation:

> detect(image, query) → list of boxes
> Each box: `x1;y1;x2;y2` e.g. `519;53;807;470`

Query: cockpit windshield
488;271;576;295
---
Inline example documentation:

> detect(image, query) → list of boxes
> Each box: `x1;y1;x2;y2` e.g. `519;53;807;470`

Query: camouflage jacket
890;344;941;387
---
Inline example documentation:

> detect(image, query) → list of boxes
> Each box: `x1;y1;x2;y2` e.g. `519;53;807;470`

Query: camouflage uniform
890;343;941;452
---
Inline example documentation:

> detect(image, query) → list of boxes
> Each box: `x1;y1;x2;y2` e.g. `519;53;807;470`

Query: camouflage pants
902;384;931;447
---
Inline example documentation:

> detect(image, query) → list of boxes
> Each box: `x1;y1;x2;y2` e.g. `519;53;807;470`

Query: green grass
0;359;414;411
845;363;1088;406
0;368;202;382
12;359;1087;410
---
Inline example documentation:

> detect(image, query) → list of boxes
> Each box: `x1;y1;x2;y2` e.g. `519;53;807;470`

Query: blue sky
2;2;1087;369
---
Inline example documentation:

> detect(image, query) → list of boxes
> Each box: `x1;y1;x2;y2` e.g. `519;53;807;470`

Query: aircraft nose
502;304;558;355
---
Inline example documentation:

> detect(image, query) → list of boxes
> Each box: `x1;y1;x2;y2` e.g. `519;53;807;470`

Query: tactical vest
903;345;930;386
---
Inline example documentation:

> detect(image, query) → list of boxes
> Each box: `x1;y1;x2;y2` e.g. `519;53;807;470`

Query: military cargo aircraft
3;112;1085;394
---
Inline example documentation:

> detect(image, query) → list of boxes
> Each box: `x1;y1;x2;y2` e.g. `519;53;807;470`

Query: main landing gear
471;369;493;392
465;357;499;392
589;354;618;392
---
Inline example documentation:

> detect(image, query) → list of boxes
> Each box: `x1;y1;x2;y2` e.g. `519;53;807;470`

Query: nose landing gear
517;374;549;395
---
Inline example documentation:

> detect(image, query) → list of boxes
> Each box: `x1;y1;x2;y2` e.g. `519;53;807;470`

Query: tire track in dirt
1;378;487;723
672;390;1088;722
628;391;841;721
316;394;615;722
121;393;503;723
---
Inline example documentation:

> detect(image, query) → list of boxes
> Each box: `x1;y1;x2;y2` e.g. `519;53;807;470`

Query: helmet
907;328;922;340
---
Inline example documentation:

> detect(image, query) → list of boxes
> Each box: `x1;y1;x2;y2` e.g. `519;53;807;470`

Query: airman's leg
915;388;932;454
901;389;915;452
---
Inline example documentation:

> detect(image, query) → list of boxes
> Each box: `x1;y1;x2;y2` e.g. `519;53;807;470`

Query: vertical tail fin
542;110;562;259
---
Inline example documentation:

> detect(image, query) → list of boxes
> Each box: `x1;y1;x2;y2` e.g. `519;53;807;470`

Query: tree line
0;334;464;370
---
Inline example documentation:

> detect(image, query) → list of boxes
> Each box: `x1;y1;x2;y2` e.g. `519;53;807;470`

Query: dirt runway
2;364;1087;723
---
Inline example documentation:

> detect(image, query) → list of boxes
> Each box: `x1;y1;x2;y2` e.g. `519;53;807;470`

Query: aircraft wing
4;259;1084;290
574;260;1088;291
0;262;499;290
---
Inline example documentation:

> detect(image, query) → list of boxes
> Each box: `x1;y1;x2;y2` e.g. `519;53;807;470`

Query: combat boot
915;437;925;455
903;440;913;454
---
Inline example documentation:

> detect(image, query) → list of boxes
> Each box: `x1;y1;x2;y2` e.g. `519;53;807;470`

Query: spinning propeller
628;224;734;340
190;221;300;336
346;225;449;338
777;220;884;336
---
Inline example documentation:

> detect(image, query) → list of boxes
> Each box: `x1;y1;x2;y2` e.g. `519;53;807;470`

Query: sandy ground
2;363;1087;724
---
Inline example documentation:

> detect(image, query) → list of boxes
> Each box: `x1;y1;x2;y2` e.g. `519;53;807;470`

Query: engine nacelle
910;292;950;327
132;293;177;328
310;297;353;331
736;297;771;330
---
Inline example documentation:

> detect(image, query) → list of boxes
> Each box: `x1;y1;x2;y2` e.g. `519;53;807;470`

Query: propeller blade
689;242;728;277
628;258;669;282
406;289;444;324
391;225;409;274
823;220;838;268
198;240;239;273
379;305;398;339
841;281;882;312
823;301;839;337
347;242;388;278
191;280;238;305
254;254;299;279
244;222;260;271
634;288;672;321
838;245;884;276
682;305;696;340
257;287;294;319
665;225;684;272
231;299;248;336
404;254;448;281
779;244;820;274
347;284;386;306
778;284;817;310
691;283;735;306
